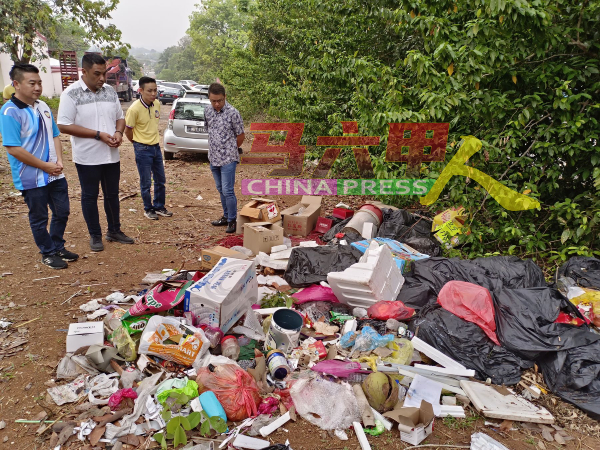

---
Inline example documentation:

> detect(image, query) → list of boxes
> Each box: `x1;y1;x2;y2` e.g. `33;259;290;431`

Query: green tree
244;0;600;259
127;55;144;77
47;18;89;60
0;0;127;64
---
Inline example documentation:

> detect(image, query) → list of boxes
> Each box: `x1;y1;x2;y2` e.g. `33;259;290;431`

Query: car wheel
163;150;174;160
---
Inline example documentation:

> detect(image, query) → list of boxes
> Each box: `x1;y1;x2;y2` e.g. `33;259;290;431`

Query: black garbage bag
472;256;547;289
283;244;363;287
494;287;600;361
556;256;600;289
539;339;600;420
377;209;441;256
409;307;529;385
321;217;352;243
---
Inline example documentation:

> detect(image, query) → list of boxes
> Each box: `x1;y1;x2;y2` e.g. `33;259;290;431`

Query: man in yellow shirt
125;76;172;220
2;83;15;103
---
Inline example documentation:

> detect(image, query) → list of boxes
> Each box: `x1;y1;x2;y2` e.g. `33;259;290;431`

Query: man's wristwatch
95;131;101;141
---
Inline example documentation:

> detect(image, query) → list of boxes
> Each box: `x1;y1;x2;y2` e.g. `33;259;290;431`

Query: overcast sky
108;0;200;51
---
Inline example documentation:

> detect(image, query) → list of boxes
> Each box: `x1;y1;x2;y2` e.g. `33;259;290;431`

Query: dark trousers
21;177;70;256
133;143;166;212
75;162;121;237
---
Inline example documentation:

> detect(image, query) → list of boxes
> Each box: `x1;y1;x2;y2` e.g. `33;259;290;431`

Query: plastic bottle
266;349;290;380
220;335;240;360
199;391;228;423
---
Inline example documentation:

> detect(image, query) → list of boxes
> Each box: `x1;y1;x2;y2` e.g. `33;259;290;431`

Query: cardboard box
236;198;281;233
315;217;333;234
280;196;322;237
384;401;435;446
200;246;249;270
332;207;354;219
184;257;258;333
243;222;284;255
66;322;104;353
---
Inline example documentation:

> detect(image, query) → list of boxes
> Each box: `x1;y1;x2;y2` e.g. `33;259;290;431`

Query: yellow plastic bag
382;338;413;366
570;289;600;327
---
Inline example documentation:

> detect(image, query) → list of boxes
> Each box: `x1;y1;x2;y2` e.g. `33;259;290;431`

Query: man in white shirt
58;53;134;251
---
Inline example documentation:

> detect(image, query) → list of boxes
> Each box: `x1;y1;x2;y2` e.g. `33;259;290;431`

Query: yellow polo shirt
3;84;15;101
125;98;160;145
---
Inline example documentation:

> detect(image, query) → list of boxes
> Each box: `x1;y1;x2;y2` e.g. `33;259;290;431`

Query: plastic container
266;349;290;380
201;326;224;349
199;391;228;423
220;335;240;360
343;205;382;236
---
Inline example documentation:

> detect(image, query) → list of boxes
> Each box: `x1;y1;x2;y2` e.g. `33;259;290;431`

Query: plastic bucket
265;308;303;353
343;204;383;236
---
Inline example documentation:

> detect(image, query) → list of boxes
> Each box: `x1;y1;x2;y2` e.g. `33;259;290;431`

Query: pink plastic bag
310;360;365;378
367;301;415;321
292;285;339;304
196;364;261;421
437;280;500;345
126;280;193;317
108;388;137;410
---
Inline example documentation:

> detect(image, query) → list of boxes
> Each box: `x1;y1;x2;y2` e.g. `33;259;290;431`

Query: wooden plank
412;337;467;371
460;381;554;424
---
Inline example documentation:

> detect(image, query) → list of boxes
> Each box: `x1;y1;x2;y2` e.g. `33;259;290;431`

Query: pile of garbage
35;200;600;449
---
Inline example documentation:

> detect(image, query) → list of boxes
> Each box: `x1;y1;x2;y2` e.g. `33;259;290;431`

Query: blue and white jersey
0;95;62;190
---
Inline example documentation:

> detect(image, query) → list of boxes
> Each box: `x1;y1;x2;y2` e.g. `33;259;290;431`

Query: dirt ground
0;102;598;449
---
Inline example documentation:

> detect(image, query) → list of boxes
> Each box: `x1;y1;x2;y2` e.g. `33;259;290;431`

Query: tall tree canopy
0;0;127;64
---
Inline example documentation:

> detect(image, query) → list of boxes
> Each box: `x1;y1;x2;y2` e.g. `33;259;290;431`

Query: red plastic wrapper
367;300;415;321
108;388;137;410
555;312;586;327
257;396;279;416
196;364;261;421
437;280;500;345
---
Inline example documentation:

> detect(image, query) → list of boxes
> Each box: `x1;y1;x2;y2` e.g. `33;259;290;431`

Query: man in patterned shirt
0;64;78;269
205;83;245;233
57;53;134;252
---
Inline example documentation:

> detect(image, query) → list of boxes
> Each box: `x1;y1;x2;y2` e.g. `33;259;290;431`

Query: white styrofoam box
327;242;404;308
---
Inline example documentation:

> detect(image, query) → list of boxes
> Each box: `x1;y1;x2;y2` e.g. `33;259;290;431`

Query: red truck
105;57;134;102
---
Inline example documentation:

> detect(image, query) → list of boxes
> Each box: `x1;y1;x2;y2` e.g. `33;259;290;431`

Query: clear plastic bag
290;374;361;430
340;326;394;356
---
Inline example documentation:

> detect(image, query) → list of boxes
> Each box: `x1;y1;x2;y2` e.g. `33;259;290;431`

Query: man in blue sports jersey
0;64;78;269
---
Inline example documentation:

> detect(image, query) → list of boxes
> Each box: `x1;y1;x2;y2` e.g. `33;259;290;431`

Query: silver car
163;98;210;160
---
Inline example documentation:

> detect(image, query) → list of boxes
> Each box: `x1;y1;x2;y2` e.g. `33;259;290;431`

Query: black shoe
106;231;135;244
144;210;159;220
42;254;68;269
90;235;104;252
155;208;173;217
56;249;79;262
212;216;228;226
226;220;236;233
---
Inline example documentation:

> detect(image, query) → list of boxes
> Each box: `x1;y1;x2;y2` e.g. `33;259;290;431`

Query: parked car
159;82;186;91
163;98;210;160
183;90;209;100
158;86;184;104
193;84;210;94
179;80;198;89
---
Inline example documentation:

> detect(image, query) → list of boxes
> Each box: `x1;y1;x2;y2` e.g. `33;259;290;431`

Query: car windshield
174;102;207;120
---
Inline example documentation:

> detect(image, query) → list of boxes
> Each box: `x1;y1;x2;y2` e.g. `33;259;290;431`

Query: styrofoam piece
437;405;465;418
414;364;475;378
255;307;286;316
232;434;271;449
270;249;292;260
371;408;393;431
471;432;510;450
327;242;404;308
299;241;318;247
264;275;289;286
389;364;469;385
256;252;289;270
362;222;375;239
411;337;467;371
271;245;288;253
396;368;466;395
342;319;358;335
352;422;372;450
442;396;457;406
260;411;291;437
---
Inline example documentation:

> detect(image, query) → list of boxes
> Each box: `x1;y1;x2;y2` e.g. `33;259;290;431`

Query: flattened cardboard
243;222;284;255
200;246;249;270
280;196;322;237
